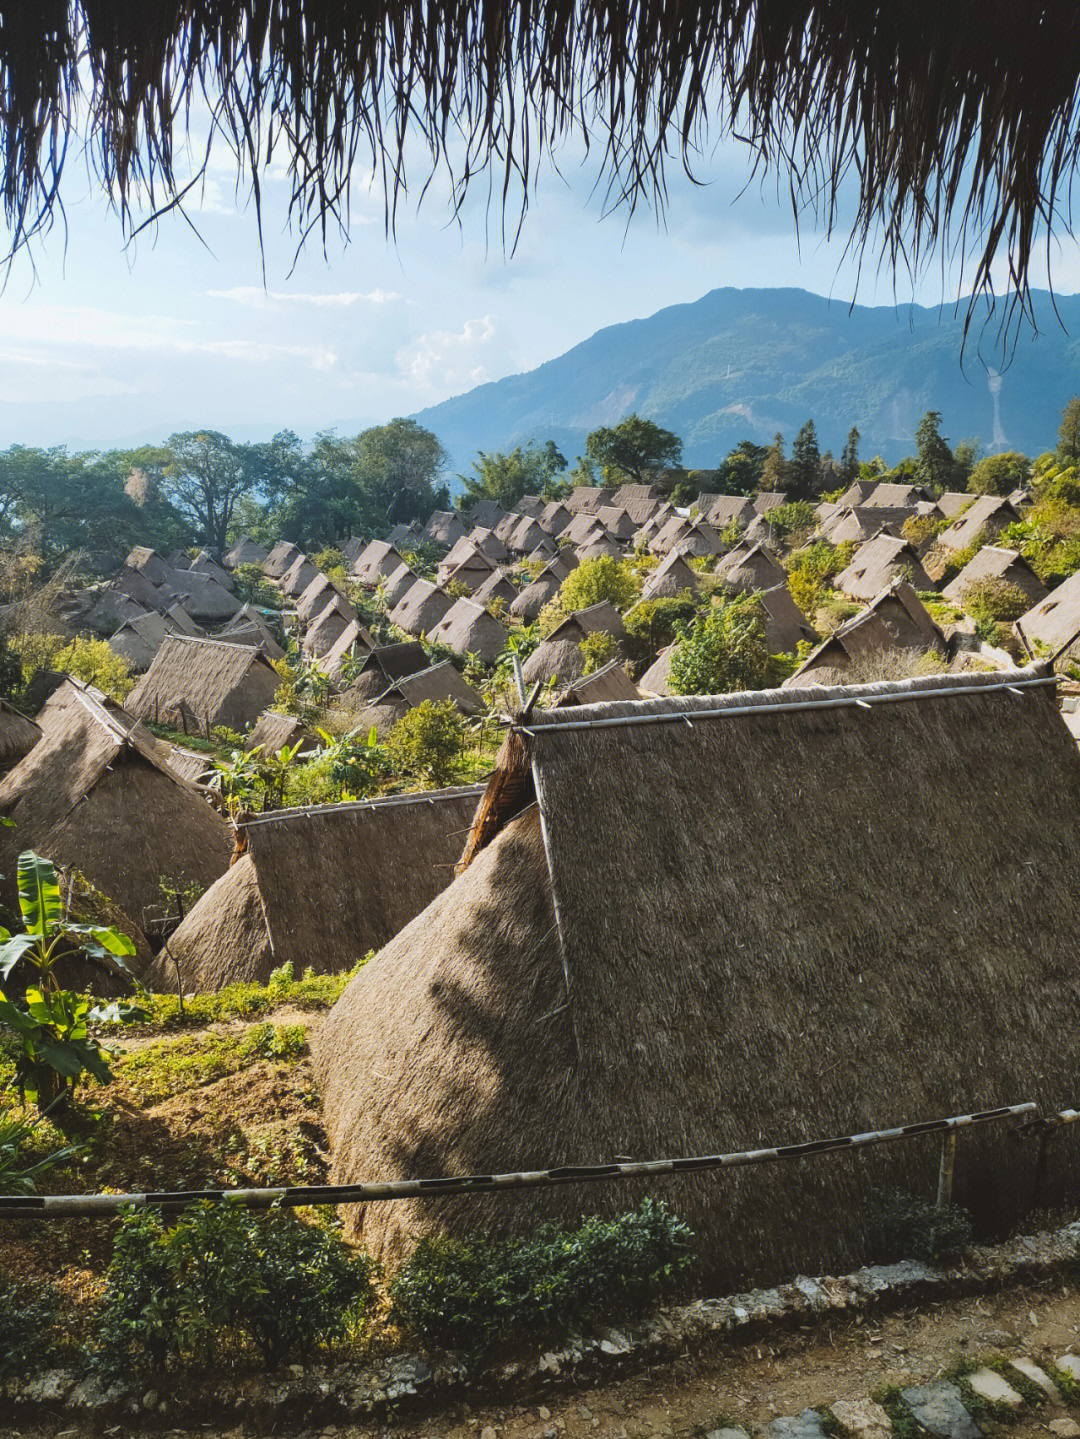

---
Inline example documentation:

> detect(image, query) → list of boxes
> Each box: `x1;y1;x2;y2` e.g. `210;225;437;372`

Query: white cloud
397;316;496;392
207;286;401;308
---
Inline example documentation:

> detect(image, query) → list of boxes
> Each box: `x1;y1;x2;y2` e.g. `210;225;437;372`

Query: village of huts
6;412;1080;1389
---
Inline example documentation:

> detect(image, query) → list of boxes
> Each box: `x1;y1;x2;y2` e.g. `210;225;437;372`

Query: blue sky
2;131;1077;451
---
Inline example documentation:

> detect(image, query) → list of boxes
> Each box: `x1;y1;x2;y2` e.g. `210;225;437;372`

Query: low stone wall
9;1219;1079;1432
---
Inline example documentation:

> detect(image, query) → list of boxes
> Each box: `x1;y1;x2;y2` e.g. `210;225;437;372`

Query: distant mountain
412;287;1080;475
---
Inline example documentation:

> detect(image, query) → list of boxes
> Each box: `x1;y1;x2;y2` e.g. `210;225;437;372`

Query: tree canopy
585;415;682;483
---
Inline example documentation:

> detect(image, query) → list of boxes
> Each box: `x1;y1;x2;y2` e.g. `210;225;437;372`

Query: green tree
966;451;1030;495
558;556;641;614
1059;396;1080;464
584;414;682;482
840;426;861;483
788;419;822;499
760;433;788;490
387;700;463;785
668;594;773;695
913;411;957;495
460;440;568;511
162;431;256;550
713;440;769;496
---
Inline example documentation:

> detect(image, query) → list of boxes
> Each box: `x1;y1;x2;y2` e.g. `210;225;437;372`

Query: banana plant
253;739;305;809
205;747;263;816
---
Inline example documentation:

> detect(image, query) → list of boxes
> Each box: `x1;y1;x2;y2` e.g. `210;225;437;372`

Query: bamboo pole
0;1103;1036;1220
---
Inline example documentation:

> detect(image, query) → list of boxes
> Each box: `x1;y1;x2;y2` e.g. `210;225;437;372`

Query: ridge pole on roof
512;654;580;1062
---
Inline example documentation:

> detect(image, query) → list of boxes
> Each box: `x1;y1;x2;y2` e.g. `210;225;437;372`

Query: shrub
866;1190;972;1263
958;577;1030;625
12;633;134;702
578;630;618;674
759;500;817;545
784;541;854;616
389;1199;693;1355
387;700;463;785
0;1271;64;1377
232;563;282;608
540;557;642;634
668;593;773;696
623;595;700;659
96;1203;377;1372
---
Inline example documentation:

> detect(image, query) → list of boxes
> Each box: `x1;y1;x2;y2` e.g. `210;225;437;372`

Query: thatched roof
321;618;376;681
820;506;904;546
302;597;356;659
262;541;303;580
0;679;229;932
386;523;422;548
471;569;519;610
165;745;213;786
493;510;524;544
161;568;243;623
537;502;573;537
640;550;700;600
786;610;901;686
516;494;547;518
506;515;549;554
339;536;365;563
864;580;945;651
127;636;282;734
675;518;724;557
576;532;624;561
936;492;975;520
279;554;320;598
648;514;691;555
835;534;934;600
344;642;430;704
426;597;508;663
509;566;563;621
389;579;454;638
164;601;202;636
611;482;666;506
352;541;406;585
637;642;676;695
358;661;484;737
223;536;269;569
380;562;419;610
0;699;40;773
125;546;172;586
936;495;1023;553
115;566;167;610
188;550;234;589
758;584;817;653
753;491;788;514
317;663;1080;1274
556;660;640;706
593;505;638;541
218;604;286;662
1016;570;1080;660
522;603;626;686
108;610;175;671
714;541;786;593
467;527;512;565
698;494;756;530
157;785;486;992
560;511;607;548
245;710;318;756
424;511;468;549
943;546;1048;608
296;573;343;623
437;541;496;592
565;487;614;514
465;499;508;531
863;483;927;509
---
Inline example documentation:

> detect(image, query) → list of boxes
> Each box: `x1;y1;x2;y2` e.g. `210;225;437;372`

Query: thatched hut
302;597;356;660
820;506;903;546
835;481;878;507
426;598;508;663
223;536;269;569
753;491;788;515
380;562;419;610
593;506;638;541
424;511;468;549
386;523;422;549
943;546;1048;609
162;569;243;624
527;537;562;564
565;487;613;514
537;502;573;537
321;619;375;681
636;642;676;695
1016;570;1080;661
164;601;202;636
784;610;901;687
641;550;701;600
697;495;755;530
115;566;167;610
516;494;547;519
676;518;724;558
344;643;430;705
356;662;483;737
472;569;519;611
188;550;234;589
279;554;320;598
245;710;318;756
758;585;817;652
714;541;786;593
0;679;230;929
611;482;667;515
493;510;524;544
165;745;214;786
436;541;496;593
576;532;624;562
506;515;549;555
341;536;367;564
510;564;565;621
936;495;1023;554
262;541;304;580
835;534;934;600
648;514;691;555
353;541;407;586
560;511;607;549
296;573;348;623
556;660;640;706
863;482;927;509
467;527;512;565
158;785;485;991
108;611;176;671
0;700;40;773
522;603;627;687
465;499;508;531
389;580;454;638
124;546;172;586
127;636;282;734
936;493;975;520
863;580;945;652
316;663;1080;1278
218;605;286;662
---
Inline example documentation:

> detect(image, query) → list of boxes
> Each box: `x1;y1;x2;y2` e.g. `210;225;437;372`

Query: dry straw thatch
424;511;468;549
466;499;508;531
436;541;496;592
556;660;640;706
0;699;40;773
0;679;230;931
352;541;407;585
507;516;549;555
426;597;508;663
223;536;269;569
380;562;419;610
758;584;817;652
676;518;725;558
302;597;356;659
593;506;637;541
125;547;172;586
637;642;676;695
471;569;520;610
279;555;320;598
245;711;318;755
537;502;573;537
261;542;303;580
108;611;175;671
509;565;564;621
565;488;613;514
698;495;755;530
389;579;454;638
862;483;927;509
936;495;1023;554
523;603;627;687
321;619;375;681
159;785;485;991
935;493;975;520
317;662;1080;1281
355;661;483;737
640;550;700;600
1016;570;1080;660
753;491;788;515
468;527;512;564
943;546;1048;608
188;551;234;589
127;636;281;734
296;573;342;622
344;643;430;704
714;541;786;592
576;532;624;562
218;605;286;662
162;568;242;623
835;534;934;600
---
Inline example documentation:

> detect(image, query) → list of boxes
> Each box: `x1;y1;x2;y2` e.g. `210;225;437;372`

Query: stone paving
704;1354;1080;1439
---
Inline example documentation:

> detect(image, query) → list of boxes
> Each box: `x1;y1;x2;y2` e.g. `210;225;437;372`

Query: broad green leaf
0;933;40;980
66;923;137;957
0;816;16;828
17;851;61;936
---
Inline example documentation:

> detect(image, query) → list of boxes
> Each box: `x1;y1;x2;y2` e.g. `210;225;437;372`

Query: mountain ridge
411;286;1080;472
